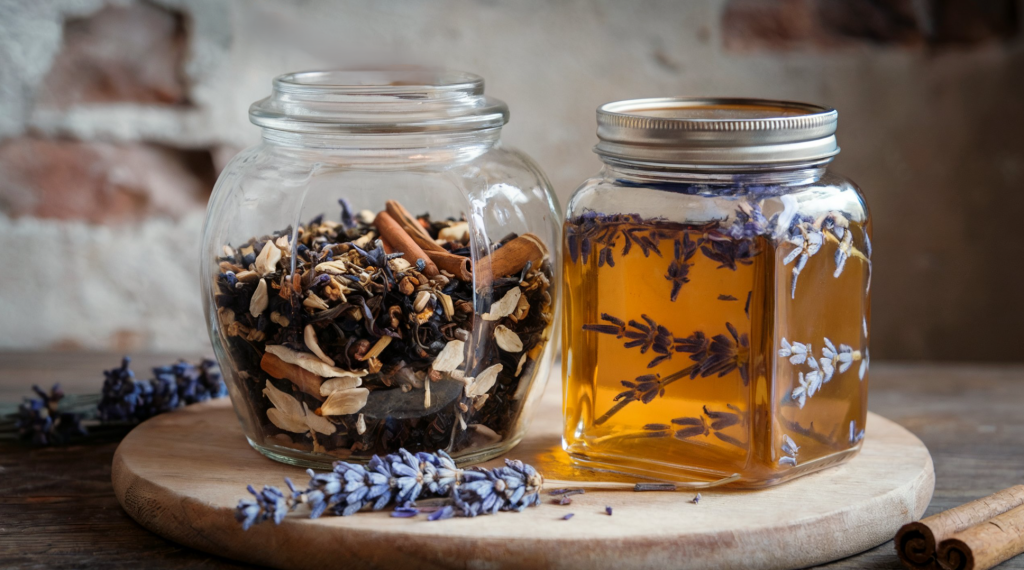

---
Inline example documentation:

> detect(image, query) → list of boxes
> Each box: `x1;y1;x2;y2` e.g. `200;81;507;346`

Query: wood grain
3;355;1024;569
109;372;933;570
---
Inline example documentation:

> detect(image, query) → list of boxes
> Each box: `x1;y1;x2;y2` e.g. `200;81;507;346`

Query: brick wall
0;0;1021;361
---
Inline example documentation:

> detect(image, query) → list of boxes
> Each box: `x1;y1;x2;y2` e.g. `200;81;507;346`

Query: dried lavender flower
453;458;544;516
235;485;290;531
427;505;455;521
562;513;575;520
779;434;800;467
605;506;613;516
98;357;143;422
783;222;823;299
15;385;86;446
849;420;865;445
782;337;863;408
236;448;542;528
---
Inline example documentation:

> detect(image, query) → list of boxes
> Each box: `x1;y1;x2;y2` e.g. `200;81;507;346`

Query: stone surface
0;0;1020;359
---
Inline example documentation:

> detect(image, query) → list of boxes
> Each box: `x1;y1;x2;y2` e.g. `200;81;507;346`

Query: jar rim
595;97;839;166
250;67;509;135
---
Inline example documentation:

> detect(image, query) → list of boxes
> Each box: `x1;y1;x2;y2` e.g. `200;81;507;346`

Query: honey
562;206;871;487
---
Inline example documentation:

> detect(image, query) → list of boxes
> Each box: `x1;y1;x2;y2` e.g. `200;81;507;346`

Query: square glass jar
561;98;870;488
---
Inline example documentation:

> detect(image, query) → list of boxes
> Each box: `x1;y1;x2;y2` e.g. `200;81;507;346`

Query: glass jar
201;69;560;468
562;98;870;488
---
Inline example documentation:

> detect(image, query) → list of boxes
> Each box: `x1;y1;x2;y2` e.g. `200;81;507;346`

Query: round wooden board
113;375;934;570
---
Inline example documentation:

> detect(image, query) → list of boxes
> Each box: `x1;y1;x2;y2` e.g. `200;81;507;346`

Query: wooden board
112;375;934;570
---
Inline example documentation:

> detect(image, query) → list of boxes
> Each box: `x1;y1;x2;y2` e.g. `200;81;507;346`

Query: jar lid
250;69;509;134
595;98;839;166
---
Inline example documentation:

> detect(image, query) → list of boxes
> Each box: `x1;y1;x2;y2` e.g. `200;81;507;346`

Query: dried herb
668;405;747;449
778;434;800;467
1;357;226;446
634;482;676;492
849;420;865;445
666;233;698;301
783;211;870;299
585;312;749;425
214;199;554;460
566;209;765;303
780;337;863;409
12;385;86;446
235;448;543;527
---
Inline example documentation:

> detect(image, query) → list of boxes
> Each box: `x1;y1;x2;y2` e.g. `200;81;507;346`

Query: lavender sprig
586;312;750;425
14;385;87;446
99;357;227;423
235;449;543;527
5;357;227;446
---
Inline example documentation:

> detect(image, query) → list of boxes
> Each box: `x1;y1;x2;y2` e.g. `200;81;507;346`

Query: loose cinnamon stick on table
937;503;1024;570
896;485;1024;570
372;211;439;277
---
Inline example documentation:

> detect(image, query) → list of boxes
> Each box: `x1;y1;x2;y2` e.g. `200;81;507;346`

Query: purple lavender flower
338;198;357;229
727;202;770;241
237;449;542;528
452;458;543;516
235;485;290;530
15;384;86;445
417;449;464;495
390;449;426;504
427;505;455;521
97;357;143;422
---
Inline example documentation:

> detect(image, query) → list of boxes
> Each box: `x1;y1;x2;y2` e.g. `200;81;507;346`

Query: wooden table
1;353;1022;569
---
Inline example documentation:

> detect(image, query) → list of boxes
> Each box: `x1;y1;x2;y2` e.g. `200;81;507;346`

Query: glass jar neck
260;127;502;165
250;69;509;165
599;157;830;188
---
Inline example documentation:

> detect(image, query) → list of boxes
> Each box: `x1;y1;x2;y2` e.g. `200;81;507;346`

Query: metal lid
249;69;509;135
595;98;839;166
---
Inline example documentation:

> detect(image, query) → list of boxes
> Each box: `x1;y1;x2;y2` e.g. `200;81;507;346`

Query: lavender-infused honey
561;98;871;487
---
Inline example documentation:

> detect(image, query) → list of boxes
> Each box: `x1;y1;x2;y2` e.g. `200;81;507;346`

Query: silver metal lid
250;69;509;135
595;98;839;166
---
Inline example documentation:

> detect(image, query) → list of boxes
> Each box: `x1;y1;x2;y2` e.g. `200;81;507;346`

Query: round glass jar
201;70;560;468
562;98;870;488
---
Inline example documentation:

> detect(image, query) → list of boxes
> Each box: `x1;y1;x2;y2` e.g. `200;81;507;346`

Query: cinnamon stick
937;504;1024;570
385;200;445;252
372;211;439;277
896;486;1024;570
475;233;548;280
260;352;324;400
385;199;472;280
427;251;472;281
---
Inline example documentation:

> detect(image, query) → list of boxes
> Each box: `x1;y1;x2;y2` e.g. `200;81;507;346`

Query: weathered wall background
0;0;1021;361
